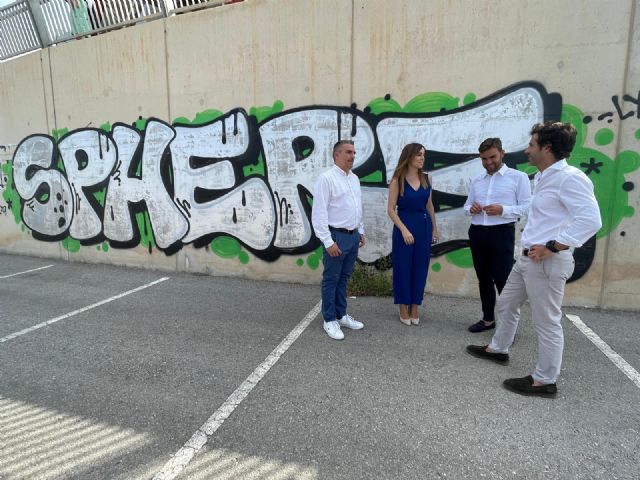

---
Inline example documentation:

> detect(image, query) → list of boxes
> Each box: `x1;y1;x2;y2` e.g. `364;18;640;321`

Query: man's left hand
527;244;554;262
483;204;503;216
359;234;366;247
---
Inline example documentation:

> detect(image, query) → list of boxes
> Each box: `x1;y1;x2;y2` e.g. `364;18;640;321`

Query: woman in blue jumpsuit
387;143;439;325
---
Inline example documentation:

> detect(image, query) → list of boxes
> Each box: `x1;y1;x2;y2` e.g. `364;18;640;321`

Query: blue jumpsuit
392;178;433;305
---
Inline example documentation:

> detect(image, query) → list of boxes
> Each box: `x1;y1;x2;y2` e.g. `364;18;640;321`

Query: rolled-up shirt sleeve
501;173;531;219
556;175;602;247
311;175;334;248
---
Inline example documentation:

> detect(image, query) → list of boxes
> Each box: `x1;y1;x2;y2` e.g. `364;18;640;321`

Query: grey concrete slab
180;299;640;480
563;306;640;376
0;253;54;276
0;253;171;337
1;253;639;480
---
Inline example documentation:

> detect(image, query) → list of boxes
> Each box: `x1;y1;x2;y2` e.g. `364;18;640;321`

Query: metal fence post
161;0;175;16
26;0;51;46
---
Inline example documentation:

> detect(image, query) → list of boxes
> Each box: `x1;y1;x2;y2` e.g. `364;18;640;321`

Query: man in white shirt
464;138;531;333
311;140;366;340
466;122;602;397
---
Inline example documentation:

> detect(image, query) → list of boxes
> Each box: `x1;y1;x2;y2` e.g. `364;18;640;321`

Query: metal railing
0;0;240;61
0;1;41;60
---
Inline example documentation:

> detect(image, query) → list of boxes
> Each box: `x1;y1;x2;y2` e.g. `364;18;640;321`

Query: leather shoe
465;345;508;364
468;320;495;333
503;375;557;397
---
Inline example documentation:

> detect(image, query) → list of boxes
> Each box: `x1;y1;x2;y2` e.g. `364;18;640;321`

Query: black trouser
468;223;516;322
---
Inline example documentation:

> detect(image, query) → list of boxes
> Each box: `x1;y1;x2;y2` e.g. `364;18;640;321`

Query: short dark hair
478;138;503;153
333;140;354;155
530;121;577;160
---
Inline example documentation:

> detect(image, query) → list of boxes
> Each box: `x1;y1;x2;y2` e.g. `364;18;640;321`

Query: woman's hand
402;229;414;245
432;228;439;244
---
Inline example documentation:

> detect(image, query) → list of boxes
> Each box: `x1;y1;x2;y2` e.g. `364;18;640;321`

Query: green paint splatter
172;109;225;127
360;171;383;183
251;100;284;124
463;93;476;105
210;236;241;258
368;92;461;116
102;242;109;252
516;163;537;176
96;246;100;251
306;246;323;270
594;128;614;146
563;104;640;238
93;188;106;207
61;236;81;253
238;251;250;264
99;122;112;133
445;248;473;268
134;117;148;131
296;259;304;266
635;129;640;140
51;128;69;141
366;97;403;115
2;161;21;224
404;92;460;113
135;210;156;252
561;104;587;150
243;152;265;177
431;262;441;272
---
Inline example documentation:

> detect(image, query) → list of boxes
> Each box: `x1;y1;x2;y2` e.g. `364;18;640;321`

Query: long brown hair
391;143;427;196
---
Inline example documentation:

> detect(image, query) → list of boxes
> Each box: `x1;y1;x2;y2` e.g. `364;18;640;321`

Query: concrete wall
1;0;639;309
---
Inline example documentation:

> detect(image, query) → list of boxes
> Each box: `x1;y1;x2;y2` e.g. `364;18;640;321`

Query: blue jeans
321;230;360;322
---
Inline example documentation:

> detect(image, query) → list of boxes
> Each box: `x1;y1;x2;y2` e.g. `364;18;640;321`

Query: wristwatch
545;240;560;253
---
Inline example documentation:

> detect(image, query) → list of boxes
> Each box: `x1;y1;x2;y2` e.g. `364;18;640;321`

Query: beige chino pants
488;250;575;385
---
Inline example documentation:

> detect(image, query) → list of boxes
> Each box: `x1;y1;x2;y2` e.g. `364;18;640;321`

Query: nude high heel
411;317;419;325
399;315;412;326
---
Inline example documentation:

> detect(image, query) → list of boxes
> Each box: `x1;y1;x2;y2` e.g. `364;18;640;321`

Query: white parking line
0;277;170;344
152;300;322;480
566;313;640;389
0;264;54;279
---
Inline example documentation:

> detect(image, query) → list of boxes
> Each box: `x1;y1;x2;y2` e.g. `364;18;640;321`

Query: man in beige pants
466;121;601;397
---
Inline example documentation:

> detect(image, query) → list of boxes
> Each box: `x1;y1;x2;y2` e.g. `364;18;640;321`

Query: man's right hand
327;242;342;257
470;202;483;214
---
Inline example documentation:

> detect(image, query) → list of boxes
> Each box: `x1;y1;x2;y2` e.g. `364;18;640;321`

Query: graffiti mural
2;81;639;281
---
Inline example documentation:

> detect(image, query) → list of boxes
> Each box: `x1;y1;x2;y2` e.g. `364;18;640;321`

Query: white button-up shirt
311;165;364;248
520;160;602;248
463;164;531;226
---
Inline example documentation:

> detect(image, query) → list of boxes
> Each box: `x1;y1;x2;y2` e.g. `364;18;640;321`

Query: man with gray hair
311;140;365;340
467;122;601;397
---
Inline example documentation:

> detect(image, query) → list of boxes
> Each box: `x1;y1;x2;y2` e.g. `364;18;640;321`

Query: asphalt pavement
0;252;638;480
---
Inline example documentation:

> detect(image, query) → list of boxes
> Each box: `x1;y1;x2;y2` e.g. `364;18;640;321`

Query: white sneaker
337;314;364;330
323;320;344;340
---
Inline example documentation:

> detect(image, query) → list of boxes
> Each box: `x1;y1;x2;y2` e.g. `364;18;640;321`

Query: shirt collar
535;159;567;180
332;164;350;176
481;163;508;178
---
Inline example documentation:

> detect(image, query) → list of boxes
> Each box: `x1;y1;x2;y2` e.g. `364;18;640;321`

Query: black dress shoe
465;345;509;364
503;375;557;397
468;320;495;333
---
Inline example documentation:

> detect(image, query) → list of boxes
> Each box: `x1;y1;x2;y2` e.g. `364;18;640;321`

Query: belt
329;226;357;234
470;222;516;230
